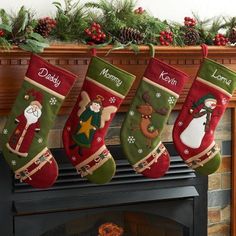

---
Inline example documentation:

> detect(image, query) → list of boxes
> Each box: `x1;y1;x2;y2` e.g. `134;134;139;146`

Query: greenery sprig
0;0;236;53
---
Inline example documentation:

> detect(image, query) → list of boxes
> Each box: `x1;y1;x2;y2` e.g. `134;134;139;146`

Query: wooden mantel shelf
1;45;236;235
1;44;236;57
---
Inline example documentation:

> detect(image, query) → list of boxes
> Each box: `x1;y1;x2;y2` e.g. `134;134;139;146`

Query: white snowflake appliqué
127;136;135;144
156;92;161;98
178;121;183;126
222;98;228;105
168;96;175;104
184;149;189;155
109;97;116;104
138;149;143;154
38;138;43;144
11;160;16;166
129;110;135;116
49;97;57;106
3;129;8;135
97;137;102;143
71;156;76;161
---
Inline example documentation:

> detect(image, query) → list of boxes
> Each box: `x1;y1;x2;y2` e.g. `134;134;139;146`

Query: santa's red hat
26;89;43;109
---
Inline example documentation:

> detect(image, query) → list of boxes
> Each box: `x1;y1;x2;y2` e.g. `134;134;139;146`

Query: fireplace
0;142;207;236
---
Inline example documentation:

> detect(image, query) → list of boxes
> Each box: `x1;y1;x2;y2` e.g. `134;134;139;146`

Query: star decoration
78;116;95;138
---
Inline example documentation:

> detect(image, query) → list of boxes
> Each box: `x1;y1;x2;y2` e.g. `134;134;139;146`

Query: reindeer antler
142;91;151;104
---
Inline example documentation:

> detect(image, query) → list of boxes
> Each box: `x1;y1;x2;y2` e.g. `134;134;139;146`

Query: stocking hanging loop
147;43;155;58
87;42;97;56
201;44;208;58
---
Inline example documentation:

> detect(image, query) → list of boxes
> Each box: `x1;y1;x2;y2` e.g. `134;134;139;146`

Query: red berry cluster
184;17;196;27
0;29;4;37
134;7;145;14
84;22;106;43
159;31;173;46
213;34;229;46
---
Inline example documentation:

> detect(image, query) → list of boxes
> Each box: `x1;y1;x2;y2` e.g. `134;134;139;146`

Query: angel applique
72;91;117;148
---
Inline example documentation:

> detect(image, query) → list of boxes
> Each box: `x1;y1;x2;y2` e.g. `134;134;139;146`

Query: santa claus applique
6;90;43;157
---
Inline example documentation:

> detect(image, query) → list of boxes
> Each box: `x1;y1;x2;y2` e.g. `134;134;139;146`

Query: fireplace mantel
0;45;236;235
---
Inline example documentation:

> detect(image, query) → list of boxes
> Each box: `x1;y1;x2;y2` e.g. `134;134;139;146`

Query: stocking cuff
86;57;135;97
198;58;236;96
144;58;189;96
26;54;77;99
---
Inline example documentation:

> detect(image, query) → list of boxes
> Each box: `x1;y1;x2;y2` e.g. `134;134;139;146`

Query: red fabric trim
26;54;77;97
144;57;189;95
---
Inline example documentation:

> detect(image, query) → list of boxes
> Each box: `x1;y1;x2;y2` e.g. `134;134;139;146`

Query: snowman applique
180;94;217;149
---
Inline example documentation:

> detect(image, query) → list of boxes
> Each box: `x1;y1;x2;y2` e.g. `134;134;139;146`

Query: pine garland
0;0;236;53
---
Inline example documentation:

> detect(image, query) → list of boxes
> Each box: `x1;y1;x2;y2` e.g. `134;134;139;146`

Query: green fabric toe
86;159;116;184
195;153;221;175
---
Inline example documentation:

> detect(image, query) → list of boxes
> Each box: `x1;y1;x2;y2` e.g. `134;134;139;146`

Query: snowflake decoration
2;129;8;135
71;156;77;161
210;130;214;135
129;110;135;116
11;160;16;166
138;149;143;154
97;137;102;143
109;97;116;104
168;96;175;104
156;92;161;98
67;126;71;131
38;138;43;144
222;98;228;105
148;125;155;132
49;97;57;105
178;121;183;126
127;136;135;144
184;149;189;155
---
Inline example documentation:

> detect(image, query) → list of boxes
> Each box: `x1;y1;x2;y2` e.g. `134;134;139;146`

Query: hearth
0;143;207;236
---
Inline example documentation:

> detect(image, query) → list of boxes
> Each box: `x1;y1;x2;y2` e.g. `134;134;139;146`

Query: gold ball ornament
24;94;30;100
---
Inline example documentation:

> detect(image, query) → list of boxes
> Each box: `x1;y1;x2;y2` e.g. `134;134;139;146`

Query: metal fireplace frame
0;143;208;236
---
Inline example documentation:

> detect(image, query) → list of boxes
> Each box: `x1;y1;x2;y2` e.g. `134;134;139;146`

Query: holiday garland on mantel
0;0;236;53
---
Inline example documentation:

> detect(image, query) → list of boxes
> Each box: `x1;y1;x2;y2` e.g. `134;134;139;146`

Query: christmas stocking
120;57;188;178
173;49;236;175
1;54;76;188
63;57;135;184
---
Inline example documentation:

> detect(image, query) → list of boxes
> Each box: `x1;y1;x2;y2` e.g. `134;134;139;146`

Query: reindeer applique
132;91;169;148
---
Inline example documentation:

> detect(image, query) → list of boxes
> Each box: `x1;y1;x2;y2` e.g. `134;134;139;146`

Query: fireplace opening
41;211;188;236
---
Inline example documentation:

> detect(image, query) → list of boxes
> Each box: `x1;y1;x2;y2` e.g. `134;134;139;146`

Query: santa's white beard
24;105;42;125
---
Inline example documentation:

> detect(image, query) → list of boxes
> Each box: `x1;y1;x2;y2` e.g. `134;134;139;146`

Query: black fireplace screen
0;143;208;236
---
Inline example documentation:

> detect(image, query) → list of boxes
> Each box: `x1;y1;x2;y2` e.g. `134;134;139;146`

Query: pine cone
183;28;200;46
119;27;144;44
229;27;236;44
34;17;56;38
